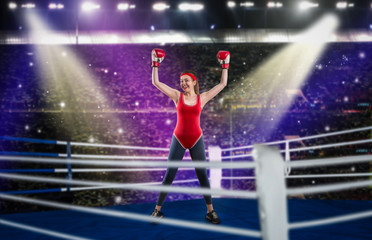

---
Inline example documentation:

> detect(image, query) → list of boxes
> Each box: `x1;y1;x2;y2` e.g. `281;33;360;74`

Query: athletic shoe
151;209;163;223
206;210;221;224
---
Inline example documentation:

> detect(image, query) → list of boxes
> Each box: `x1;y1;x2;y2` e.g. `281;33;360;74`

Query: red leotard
173;93;203;149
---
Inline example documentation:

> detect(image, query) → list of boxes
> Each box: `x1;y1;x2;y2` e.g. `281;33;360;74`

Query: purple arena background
1;42;372;213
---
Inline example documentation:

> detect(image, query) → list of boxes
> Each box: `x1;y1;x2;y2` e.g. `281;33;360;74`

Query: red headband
180;73;197;81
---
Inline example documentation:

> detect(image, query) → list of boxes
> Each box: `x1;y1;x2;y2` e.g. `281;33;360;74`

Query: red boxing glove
217;50;230;69
151;48;165;67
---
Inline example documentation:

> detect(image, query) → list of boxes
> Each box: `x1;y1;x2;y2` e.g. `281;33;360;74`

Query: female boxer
150;49;229;224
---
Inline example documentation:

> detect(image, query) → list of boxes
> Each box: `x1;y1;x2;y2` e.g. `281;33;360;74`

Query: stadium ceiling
2;0;372;30
2;0;372;44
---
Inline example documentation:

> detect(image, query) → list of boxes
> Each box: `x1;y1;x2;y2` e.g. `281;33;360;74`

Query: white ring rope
286;126;372;143
0;219;94;240
0;194;261;238
222;173;372;180
285;139;372;153
221;138;372;160
288;210;372;230
288;155;372;168
222;176;255;180
57;141;169;151
59;155;199;161
0;156;257;169
60;154;171;160
57;141;208;152
3;170;371;198
60;154;195;161
221;154;253;160
222;138;372;160
61;179;200;192
54;168;195;173
221;126;372;152
4;154;369;170
222;140;284;152
286;179;372;196
286;173;372;178
0;173;258;199
60;155;204;161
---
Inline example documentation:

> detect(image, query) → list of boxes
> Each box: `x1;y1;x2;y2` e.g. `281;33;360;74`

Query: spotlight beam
227;14;339;138
24;11;127;145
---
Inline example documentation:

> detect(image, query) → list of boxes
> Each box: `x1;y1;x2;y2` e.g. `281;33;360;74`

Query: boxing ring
1;126;372;239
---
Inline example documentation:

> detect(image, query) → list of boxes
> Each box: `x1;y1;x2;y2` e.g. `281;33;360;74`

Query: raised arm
151;49;179;104
200;51;230;108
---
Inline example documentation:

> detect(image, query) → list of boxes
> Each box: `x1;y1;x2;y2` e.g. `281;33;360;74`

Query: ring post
253;145;288;240
66;142;72;191
208;146;222;197
285;140;291;176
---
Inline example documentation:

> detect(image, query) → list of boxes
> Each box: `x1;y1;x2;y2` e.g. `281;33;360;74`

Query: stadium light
336;2;347;9
153;2;170;11
82;2;100;11
336;2;354;9
48;3;64;10
240;2;254;7
117;3;135;10
21;3;36;9
117;3;129;10
267;2;283;8
299;1;319;10
9;2;17;9
178;3;204;11
227;1;236;8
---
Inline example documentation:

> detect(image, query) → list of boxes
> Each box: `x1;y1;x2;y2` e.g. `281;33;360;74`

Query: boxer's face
180;75;196;93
